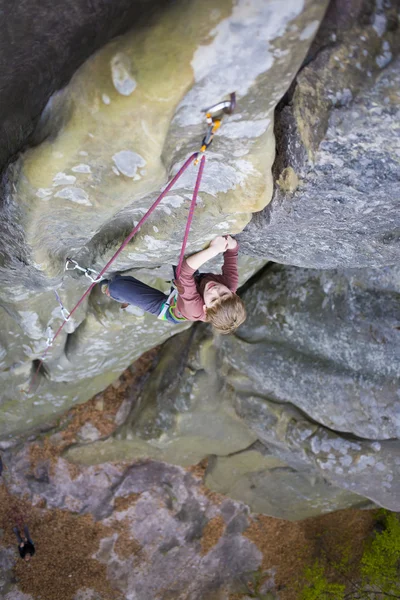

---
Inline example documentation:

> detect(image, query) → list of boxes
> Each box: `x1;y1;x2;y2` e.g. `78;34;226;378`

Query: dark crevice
236;389;397;447
28;359;50;395
0;0;171;177
237;261;275;296
63;330;76;363
31;359;49;379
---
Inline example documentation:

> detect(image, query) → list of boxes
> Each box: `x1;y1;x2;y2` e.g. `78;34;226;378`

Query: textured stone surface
226;264;400;440
0;0;327;436
222;263;400;510
239;2;400;268
66;261;400;513
0;257;263;439
1;0;399;538
2;446;262;600
204;447;367;520
0;433;377;599
66;327;259;468
233;393;400;512
66;323;370;519
0;0;166;175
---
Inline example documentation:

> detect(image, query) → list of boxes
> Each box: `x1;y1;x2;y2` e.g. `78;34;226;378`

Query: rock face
239;1;400;268
0;0;400;533
66;261;400;515
0;435;378;599
224;263;400;510
0;0;167;175
0;449;262;600
0;0;328;436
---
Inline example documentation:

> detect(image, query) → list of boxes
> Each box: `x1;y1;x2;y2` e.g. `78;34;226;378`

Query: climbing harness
157;286;178;321
28;93;235;391
194;92;236;164
158;293;187;323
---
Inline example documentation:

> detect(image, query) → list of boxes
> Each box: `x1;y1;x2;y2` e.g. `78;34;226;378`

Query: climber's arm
185;236;228;271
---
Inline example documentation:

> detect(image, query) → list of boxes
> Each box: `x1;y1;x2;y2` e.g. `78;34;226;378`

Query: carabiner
65;257;102;283
65;257;78;271
194;93;236;164
203;92;236;121
54;290;71;321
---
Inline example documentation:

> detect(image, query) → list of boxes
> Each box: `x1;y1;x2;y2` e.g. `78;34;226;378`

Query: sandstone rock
3;446;263;599
11;0;328;282
0;547;15;597
234;393;400;512
66;259;400;514
66;328;259;468
1;0;398;531
204;448;368;520
227;264;400;440
0;0;327;437
77;423;102;443
65;320;369;519
239;3;400;268
0;0;166;175
221;262;400;510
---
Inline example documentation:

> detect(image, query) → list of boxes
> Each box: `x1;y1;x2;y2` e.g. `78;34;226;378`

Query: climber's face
203;281;233;309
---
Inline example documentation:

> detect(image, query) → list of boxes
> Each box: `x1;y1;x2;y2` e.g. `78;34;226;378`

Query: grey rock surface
223;263;400;510
204;446;368;520
0;0;398;557
227;264;400;440
0;0;165;175
0;547;15;597
239;3;400;268
66;322;371;519
0;0;325;436
2;446;262;600
66;261;399;513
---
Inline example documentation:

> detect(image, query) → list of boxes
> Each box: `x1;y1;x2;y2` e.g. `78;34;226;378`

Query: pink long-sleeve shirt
173;246;240;322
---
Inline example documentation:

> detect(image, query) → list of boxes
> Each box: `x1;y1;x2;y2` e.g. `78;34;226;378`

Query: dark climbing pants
13;525;33;544
107;275;182;324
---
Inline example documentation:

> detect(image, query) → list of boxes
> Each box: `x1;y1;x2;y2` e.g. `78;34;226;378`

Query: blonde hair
205;293;246;334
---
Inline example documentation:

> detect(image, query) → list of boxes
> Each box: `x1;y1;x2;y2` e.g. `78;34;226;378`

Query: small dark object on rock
373;520;386;534
13;525;36;561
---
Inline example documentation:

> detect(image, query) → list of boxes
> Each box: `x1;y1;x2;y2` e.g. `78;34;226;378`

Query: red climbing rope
29;151;205;391
29;93;236;392
175;154;206;279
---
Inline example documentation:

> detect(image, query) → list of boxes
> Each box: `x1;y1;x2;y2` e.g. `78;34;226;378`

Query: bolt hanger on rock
194;92;236;165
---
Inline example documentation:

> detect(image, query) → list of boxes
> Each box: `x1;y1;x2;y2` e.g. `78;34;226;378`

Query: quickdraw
194;92;236;165
65;257;103;283
54;290;70;321
29;93;235;391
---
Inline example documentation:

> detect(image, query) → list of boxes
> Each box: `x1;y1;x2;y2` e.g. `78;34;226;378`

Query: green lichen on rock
0;0;330;439
276;166;299;193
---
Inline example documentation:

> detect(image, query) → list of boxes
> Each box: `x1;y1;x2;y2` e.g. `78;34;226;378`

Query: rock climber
101;235;246;334
13;524;36;561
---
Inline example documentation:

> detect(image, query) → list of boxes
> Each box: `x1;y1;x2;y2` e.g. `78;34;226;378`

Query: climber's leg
106;275;168;317
23;525;33;544
13;527;23;544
